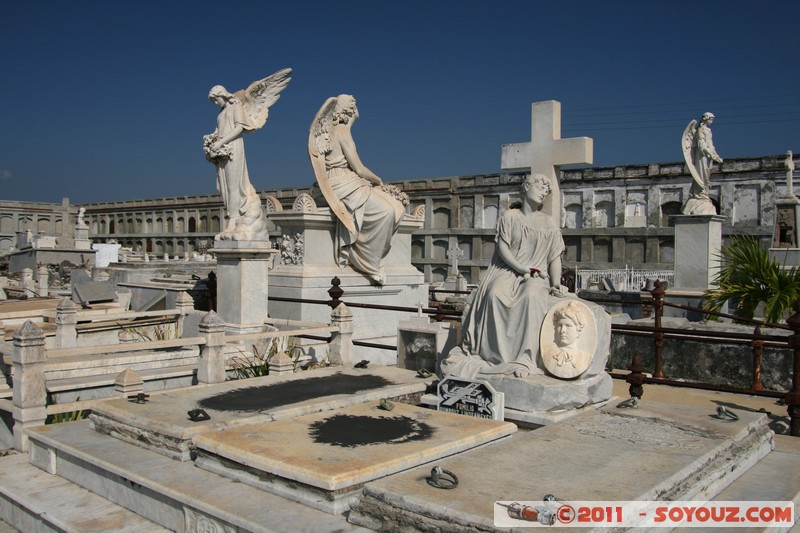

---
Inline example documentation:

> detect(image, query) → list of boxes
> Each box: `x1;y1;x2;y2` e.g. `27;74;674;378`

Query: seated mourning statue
441;173;609;389
309;95;406;285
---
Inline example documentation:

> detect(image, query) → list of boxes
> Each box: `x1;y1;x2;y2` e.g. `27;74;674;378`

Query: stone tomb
267;203;428;364
349;400;774;531
89;366;429;461
193;401;516;514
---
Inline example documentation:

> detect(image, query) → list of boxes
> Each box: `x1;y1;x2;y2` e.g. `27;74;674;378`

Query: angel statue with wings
204;68;292;241
681;112;723;215
308;95;406;285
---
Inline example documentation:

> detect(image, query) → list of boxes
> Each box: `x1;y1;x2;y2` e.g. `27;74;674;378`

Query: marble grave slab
90;366;429;461
193;401;517;514
349;401;773;531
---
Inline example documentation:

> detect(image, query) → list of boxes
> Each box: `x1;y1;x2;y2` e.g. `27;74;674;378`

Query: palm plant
704;236;800;324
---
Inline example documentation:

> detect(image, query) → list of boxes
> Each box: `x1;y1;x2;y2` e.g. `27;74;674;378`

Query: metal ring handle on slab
716;405;739;421
427;466;458;489
616;397;639;409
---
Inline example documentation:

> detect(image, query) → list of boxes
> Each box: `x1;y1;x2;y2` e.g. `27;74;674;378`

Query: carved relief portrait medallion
540;299;597;379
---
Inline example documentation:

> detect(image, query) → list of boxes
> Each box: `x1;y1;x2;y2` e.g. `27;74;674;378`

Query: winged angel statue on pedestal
308;95;406;285
204;68;292;241
681;112;723;215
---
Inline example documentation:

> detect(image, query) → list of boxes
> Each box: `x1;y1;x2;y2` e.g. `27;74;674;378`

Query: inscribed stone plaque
437;376;504;420
73;281;117;305
540;299;597;379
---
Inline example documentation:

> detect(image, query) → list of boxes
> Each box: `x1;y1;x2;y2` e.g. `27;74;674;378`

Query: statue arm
548;255;562;288
698;127;723;163
339;128;382;185
213;124;244;149
547;255;568;297
497;240;528;276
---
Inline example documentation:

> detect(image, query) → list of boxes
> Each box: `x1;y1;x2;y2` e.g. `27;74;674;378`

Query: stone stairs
12;420;368;533
4;429;798;533
0;452;168;533
1;370;799;532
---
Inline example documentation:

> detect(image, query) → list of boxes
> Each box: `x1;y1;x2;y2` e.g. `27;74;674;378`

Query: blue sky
1;1;798;204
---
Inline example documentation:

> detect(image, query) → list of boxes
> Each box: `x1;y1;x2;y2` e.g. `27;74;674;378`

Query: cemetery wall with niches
2;154;789;284
0;198;75;252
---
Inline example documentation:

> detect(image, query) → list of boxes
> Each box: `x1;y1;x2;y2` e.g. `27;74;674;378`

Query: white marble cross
501;100;593;220
446;245;464;278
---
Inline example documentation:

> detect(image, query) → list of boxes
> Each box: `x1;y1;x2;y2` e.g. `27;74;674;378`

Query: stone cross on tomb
501;100;593;220
446;245;464;279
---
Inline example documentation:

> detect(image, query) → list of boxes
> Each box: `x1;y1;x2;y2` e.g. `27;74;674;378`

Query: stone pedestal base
480;372;613;413
268;208;427;364
211;240;276;334
672;214;725;290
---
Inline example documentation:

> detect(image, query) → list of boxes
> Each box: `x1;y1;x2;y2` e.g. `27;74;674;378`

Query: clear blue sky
1;1;798;204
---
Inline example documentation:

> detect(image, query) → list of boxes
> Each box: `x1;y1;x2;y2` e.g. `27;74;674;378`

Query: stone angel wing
308;97;357;235
237;68;293;131
681;119;703;190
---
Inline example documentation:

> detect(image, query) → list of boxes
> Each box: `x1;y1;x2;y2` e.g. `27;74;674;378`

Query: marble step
679;434;800;533
24;420;369;533
0;453;168;532
349;401;775;532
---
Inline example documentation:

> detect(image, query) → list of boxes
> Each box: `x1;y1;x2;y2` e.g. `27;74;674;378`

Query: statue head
701;112;715;123
208;85;232;104
553;301;586;347
521;173;552;195
334;94;358;124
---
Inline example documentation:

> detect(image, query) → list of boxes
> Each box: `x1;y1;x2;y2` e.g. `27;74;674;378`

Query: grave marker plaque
437;376;504;421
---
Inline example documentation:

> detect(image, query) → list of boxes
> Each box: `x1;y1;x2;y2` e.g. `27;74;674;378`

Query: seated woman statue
309;95;406;285
441;173;569;379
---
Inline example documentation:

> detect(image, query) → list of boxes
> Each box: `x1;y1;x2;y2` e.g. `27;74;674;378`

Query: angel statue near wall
681;112;723;215
308;95;406;285
204;68;292;241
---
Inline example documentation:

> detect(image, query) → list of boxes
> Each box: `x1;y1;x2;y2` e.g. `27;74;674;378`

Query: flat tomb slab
193;401;517;514
90;366;428;460
349;401;773;531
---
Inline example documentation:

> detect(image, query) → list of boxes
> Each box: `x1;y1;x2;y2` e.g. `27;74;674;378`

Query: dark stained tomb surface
309;414;435;448
198;373;393;413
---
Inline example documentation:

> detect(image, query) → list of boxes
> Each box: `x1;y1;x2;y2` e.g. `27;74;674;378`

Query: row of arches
0;215;63;234
91;215;221;235
107;238;207;255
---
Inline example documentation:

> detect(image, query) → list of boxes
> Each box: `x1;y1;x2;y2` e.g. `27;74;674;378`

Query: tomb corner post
329;303;354;367
198;312;227;384
12;320;47;452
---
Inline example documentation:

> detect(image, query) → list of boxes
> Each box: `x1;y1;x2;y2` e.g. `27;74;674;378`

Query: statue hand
549;285;568;297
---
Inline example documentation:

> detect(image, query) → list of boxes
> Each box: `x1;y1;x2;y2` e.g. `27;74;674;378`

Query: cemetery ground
0;367;798;532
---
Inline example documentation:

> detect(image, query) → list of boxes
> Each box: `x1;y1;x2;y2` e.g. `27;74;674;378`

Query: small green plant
704;236;800;323
45;396;86;424
229;344;271;379
228;336;307;380
120;322;177;342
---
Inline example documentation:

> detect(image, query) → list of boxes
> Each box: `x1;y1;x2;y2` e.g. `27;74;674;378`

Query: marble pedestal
73;225;92;251
211;240;276;334
268;207;427;364
672;214;725;290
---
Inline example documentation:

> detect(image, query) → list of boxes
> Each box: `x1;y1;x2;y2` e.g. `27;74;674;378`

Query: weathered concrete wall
609;321;793;392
